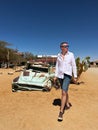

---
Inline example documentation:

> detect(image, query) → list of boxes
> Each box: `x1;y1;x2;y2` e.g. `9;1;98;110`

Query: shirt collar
60;51;69;56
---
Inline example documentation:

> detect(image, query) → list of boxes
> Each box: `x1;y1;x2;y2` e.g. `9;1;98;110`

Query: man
54;42;77;121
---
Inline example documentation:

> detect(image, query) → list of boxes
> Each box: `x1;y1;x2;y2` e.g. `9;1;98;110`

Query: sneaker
64;103;72;110
58;112;63;121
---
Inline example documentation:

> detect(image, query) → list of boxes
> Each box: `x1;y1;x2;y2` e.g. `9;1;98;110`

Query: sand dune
0;68;98;130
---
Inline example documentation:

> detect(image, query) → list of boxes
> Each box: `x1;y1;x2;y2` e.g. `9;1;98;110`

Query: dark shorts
58;74;72;92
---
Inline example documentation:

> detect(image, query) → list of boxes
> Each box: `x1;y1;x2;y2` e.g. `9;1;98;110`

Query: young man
54;42;77;121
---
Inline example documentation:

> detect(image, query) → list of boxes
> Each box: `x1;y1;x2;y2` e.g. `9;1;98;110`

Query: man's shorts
58;74;72;92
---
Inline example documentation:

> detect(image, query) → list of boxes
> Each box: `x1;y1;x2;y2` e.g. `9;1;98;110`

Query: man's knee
62;90;67;96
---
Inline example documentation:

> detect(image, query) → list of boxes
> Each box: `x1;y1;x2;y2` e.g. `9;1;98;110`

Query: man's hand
73;77;78;84
54;77;57;83
53;77;61;89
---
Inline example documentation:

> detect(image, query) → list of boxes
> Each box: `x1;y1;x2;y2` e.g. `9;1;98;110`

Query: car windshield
31;66;48;72
26;63;49;73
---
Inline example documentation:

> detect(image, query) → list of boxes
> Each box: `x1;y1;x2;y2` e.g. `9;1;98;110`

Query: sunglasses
60;45;69;48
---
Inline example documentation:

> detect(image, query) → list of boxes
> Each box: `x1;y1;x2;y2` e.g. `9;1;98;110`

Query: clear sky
0;0;98;61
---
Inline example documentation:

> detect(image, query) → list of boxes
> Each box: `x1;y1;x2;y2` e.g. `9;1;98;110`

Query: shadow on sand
52;98;61;106
52;98;72;111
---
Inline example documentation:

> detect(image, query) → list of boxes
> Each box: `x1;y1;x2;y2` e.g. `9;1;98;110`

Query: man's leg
60;90;67;113
58;74;71;121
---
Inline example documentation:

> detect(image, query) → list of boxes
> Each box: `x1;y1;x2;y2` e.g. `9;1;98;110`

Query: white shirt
55;51;77;79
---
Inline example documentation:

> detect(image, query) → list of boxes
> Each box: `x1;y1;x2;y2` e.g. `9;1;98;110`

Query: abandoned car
12;65;55;92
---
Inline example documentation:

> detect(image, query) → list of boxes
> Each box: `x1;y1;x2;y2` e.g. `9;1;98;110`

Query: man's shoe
64;103;72;110
58;112;63;122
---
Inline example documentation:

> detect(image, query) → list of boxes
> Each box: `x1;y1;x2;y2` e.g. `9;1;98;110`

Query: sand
0;67;98;130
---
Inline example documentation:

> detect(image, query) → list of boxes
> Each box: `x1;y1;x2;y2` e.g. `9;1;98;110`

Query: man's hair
60;42;69;46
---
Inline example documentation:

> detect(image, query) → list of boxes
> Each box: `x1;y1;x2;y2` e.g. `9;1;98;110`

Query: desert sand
0;67;98;130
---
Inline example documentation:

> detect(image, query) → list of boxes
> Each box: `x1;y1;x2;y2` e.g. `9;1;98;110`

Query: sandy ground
0;67;98;130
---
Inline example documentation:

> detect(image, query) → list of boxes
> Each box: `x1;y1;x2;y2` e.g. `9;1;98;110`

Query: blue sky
0;0;98;61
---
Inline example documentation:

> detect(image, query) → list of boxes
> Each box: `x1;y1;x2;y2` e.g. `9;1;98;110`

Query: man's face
60;43;69;52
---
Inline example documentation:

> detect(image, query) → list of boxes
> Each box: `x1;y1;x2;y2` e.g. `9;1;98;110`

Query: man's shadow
52;98;72;109
52;98;61;106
